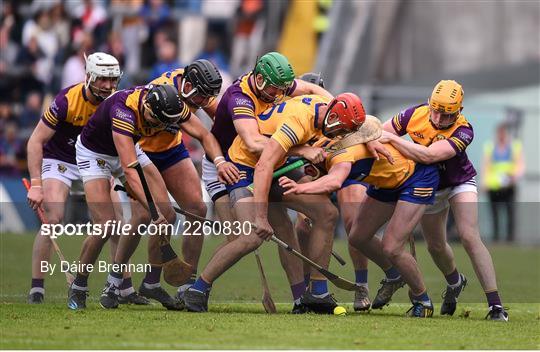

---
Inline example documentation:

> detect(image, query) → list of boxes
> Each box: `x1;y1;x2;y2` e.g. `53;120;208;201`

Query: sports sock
107;270;123;288
119;277;135;297
178;274;197;293
445;269;461;287
30;279;45;295
384;266;401;281
191;277;211;293
355;269;368;285
485;290;502;307
143;265;162;286
411;291;430;304
291;281;306;303
73;273;88;290
310;279;328;297
303;274;310;288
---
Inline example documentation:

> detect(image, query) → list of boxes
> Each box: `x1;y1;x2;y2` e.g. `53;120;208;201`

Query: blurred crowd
0;0;279;176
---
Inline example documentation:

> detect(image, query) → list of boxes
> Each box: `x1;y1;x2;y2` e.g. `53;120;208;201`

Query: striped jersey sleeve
41;90;68;129
391;105;420;136
111;105;136;137
447;124;474;154
228;92;256;120
271;117;305;152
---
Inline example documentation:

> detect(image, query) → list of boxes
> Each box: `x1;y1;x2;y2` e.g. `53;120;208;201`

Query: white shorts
424;178;478;214
42;158;83;192
75;136;152;184
201;155;227;202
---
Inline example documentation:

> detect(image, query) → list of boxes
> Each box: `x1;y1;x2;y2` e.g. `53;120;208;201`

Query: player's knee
313;205;339;230
426;240;446;255
458;229;482;251
382;241;401;261
295;218;311;238
243;234;263;253
163;208;176;224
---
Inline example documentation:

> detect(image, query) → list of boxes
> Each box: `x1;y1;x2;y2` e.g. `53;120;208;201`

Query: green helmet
254;52;295;90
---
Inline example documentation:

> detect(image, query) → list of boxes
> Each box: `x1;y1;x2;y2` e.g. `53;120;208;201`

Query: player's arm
279;161;351;195
381;131;456;164
113;132;152;208
291;79;333;99
253;139;287;239
26;121;56;209
383;119;399;135
287;144;327;164
181;113;240;184
233;118;269;155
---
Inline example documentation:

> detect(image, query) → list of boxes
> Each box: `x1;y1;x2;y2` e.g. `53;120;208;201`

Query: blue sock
355;269;368;285
303;274;310;288
310;279;328;296
384;267;400;281
411;291;430;303
191;277;211;293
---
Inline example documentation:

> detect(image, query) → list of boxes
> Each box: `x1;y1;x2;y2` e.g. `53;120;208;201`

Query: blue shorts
145;142;190;172
225;159;304;204
366;164;439;205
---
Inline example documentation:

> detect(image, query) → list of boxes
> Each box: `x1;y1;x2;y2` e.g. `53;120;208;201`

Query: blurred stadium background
1;0;539;245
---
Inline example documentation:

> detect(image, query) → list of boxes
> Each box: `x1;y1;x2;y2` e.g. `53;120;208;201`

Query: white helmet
84;52;122;101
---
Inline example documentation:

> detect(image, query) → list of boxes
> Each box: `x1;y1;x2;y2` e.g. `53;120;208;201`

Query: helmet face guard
254;76;290;104
144;84;191;128
322;93;366;138
181;59;222;109
428;80;463;129
84;52;123;101
253;52;295;103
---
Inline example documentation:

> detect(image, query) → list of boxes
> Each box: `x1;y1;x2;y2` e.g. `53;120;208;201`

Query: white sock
143;282;161;289
177;283;192;293
120;287;135;297
294;298;301;305
29;287;45;295
107;274;123;288
449;275;462;289
71;284;88;291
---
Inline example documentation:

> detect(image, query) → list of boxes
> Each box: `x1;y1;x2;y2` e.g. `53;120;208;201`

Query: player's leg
347;195;403;309
185;196;265;312
67;177;116;310
450;191;507;321
282;192;340;314
29;178;70;304
337;183;371;311
161;157;208;298
111;161;182;310
421;204;467;316
268;204;306;312
294;213;311;287
382;200;434;317
109;185;149;305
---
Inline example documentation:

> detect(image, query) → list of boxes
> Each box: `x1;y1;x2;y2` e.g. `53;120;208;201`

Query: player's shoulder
407;103;430;119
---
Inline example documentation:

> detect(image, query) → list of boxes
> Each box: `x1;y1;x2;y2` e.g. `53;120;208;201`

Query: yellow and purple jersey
391;103;476;188
80;86;183;156
327;143;415;189
211;72;298;155
41;83;98;164
228;95;329;168
138;69;187;153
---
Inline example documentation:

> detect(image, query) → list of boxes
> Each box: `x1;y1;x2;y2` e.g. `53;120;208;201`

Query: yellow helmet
429;80;463;114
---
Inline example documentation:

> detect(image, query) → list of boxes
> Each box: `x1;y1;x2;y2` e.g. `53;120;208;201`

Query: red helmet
322;92;366;138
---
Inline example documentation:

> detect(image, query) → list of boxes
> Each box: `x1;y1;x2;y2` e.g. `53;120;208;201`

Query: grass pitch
1;233;539;349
